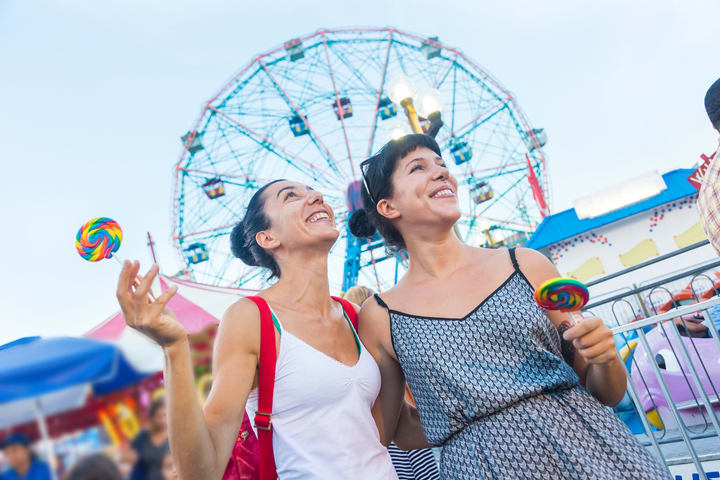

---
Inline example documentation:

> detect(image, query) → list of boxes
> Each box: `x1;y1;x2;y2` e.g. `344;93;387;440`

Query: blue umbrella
0;336;154;478
0;336;150;405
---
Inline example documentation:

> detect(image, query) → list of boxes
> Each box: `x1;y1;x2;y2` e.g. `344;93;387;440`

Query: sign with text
688;151;717;190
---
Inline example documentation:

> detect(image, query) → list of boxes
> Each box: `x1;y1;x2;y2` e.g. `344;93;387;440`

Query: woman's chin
293;228;340;256
313;225;340;243
433;206;462;225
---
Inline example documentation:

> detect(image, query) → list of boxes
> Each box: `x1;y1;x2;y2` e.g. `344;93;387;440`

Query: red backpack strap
331;296;359;330
245;296;277;480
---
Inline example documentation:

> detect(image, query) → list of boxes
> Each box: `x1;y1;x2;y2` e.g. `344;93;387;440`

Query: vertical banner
526;154;549;218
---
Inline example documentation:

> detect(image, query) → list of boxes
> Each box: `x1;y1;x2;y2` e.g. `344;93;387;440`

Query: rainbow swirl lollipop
76;217;123;262
534;277;589;312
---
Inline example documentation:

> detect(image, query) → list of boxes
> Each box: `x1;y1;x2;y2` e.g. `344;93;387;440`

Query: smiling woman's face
260;181;339;253
384;146;461;231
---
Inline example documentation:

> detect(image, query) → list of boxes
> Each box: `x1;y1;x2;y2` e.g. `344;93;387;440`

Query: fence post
635;327;708;479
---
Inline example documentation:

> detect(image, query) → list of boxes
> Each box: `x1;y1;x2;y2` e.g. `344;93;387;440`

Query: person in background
159;452;178;480
0;434;51;480
698;76;720;332
63;453;122;480
343;285;375;306
344;285;440;480
699;76;720;254
124;398;169;480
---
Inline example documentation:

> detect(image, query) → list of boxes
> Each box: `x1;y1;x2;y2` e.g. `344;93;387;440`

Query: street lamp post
387;76;444;138
478;219;495;248
415;87;444;137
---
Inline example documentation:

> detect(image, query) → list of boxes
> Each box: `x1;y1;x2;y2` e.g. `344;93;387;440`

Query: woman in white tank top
245;306;393;478
116;180;412;479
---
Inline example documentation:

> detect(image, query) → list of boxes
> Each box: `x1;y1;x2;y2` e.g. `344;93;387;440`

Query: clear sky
1;0;718;344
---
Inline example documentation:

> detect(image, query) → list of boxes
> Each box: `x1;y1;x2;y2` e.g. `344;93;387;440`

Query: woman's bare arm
359;298;406;446
165;299;260;479
393;401;430;450
358;298;429;448
117;262;260;479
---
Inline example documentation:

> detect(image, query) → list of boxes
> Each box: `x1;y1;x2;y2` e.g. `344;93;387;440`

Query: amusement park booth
527;169;720;479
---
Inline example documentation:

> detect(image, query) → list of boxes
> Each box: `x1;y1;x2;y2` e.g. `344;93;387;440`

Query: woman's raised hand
116;261;186;349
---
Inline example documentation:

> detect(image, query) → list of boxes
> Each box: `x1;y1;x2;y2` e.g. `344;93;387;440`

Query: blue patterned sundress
376;248;670;479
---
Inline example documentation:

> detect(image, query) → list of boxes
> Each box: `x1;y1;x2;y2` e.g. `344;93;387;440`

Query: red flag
526;154;549;218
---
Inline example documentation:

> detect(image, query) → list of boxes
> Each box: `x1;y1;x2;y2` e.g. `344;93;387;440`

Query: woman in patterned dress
349;134;671;479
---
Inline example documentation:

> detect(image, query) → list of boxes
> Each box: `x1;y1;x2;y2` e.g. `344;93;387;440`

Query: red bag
222;296;358;480
222;415;260;480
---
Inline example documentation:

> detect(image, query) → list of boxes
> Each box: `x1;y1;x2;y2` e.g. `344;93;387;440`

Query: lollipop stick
113;256;156;301
568;311;584;326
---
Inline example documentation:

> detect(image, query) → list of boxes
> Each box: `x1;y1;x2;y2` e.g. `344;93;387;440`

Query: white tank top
245;308;397;480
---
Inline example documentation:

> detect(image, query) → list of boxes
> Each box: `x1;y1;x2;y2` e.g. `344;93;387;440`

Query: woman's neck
404;227;469;280
268;249;334;316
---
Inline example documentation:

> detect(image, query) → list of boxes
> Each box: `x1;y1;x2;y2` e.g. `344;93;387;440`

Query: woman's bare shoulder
372;276;417;307
514;247;560;288
216;297;263;356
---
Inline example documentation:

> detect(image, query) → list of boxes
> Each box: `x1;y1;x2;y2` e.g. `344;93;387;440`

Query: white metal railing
609;297;720;479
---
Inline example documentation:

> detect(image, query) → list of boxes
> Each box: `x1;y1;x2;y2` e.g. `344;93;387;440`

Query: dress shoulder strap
509;247;520;271
373;293;389;309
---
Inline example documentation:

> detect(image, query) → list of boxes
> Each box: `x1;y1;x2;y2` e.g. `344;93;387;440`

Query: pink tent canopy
89;279;213;340
85;275;257;371
86;275;257;340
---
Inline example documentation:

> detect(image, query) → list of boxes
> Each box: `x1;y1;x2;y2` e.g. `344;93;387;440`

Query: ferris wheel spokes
174;27;551;289
256;57;350;181
207;106;344;187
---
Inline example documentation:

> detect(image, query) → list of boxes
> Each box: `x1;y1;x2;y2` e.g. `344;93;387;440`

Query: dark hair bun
349;210;377;238
230;221;258;266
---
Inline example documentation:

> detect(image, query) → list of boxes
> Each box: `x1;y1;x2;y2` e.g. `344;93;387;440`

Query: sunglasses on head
360;157;378;205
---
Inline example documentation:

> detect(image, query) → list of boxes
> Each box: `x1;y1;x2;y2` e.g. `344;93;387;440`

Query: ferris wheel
172;27;551;292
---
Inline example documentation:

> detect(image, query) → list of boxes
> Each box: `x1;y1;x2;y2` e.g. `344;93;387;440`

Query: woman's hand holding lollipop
534;277;616;365
561;316;618;366
76;216;182;345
